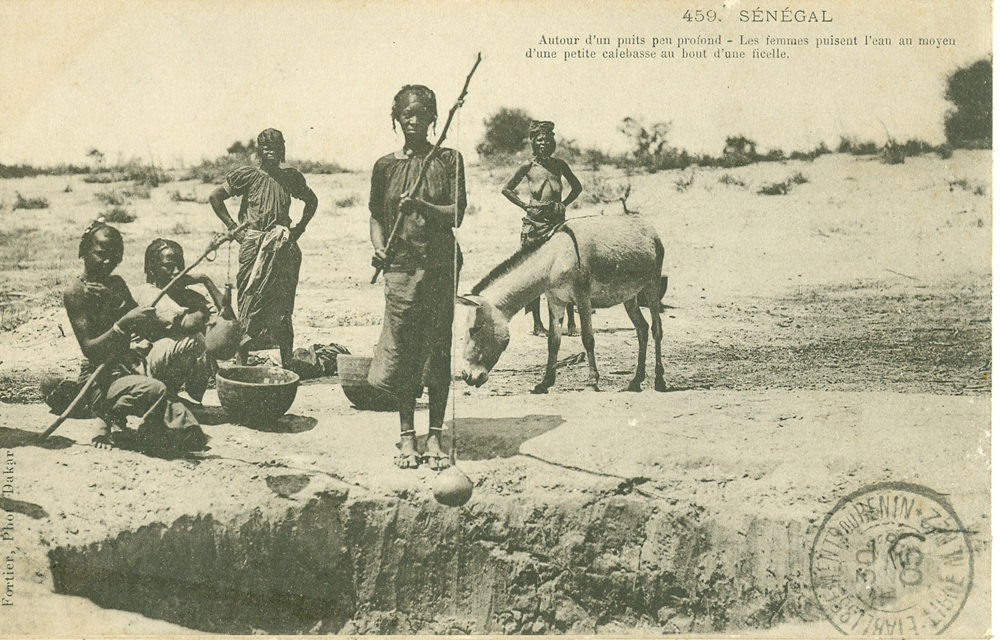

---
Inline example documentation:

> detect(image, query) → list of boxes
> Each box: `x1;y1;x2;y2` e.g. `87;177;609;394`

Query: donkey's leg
576;297;600;391
645;288;667;392
532;300;565;394
623;297;649;392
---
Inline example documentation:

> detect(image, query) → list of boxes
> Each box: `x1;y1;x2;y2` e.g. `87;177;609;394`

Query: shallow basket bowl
337;355;397;412
216;366;300;425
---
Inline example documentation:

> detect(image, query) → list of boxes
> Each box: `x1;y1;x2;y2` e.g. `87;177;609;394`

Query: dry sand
0;150;990;635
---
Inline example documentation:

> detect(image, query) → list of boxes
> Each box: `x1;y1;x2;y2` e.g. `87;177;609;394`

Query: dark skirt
368;265;458;399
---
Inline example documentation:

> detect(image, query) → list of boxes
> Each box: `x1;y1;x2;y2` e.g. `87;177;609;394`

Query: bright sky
0;0;991;170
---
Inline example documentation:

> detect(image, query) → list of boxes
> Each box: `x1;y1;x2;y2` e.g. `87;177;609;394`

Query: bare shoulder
63;278;85;306
552;157;577;174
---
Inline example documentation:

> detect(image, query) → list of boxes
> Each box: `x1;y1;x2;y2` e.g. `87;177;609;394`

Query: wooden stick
371;52;482;284
38;221;252;442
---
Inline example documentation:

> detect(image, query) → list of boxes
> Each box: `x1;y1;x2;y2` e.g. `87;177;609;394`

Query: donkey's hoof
654;378;667;392
625;380;642;392
530;384;550;395
587;380;601;392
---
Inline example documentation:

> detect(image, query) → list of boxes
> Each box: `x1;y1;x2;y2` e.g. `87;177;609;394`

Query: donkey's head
455;295;510;387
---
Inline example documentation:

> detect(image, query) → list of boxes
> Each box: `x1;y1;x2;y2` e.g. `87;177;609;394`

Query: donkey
456;215;666;393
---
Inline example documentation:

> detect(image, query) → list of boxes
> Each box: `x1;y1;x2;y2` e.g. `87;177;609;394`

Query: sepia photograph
0;0;992;636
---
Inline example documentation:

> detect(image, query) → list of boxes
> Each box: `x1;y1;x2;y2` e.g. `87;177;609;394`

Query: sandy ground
0;150;991;635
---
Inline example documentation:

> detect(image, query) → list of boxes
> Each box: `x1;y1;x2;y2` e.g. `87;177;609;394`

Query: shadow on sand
191;407;317;434
0;426;73;450
444;414;565;461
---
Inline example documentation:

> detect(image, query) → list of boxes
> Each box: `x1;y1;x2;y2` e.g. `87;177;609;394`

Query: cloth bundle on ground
286;342;351;380
40;374;91;418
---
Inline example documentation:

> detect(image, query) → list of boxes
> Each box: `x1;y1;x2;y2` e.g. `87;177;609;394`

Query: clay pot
206;283;241;361
338;355;396;411
432;465;473;507
206;318;241;360
216;366;299;425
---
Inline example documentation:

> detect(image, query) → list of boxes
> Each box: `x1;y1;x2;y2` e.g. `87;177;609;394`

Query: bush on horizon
944;58;991;149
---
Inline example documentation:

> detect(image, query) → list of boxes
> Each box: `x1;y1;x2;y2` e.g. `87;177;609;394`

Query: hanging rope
450;93;462;464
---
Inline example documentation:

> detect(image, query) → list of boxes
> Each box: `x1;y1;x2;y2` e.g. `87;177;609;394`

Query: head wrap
257;128;285;147
528;120;555;140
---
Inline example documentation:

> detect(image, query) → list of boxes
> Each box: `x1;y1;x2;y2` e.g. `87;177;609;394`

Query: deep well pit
49;487;817;635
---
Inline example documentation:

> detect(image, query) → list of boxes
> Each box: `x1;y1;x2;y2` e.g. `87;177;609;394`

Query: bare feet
395;431;420;469
424;430;452;470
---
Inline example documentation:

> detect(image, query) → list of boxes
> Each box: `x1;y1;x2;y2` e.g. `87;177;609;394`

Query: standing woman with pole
368;84;467;470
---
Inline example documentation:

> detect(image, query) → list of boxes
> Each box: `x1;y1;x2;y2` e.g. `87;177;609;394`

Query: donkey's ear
456;295;481;307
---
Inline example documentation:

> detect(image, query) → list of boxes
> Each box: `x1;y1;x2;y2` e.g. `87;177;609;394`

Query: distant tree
619;117;672;159
944;58;992;148
86;148;105;168
226;139;257;156
477;108;533;157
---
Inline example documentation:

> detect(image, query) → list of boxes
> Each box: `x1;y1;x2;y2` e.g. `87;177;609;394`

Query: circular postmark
810;482;973;636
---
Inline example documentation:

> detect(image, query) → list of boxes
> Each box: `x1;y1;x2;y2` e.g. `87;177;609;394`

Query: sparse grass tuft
13;193;49;210
790;172;809;185
295;160;349;175
170;222;192;235
169;189;200;203
0;302;29;332
758;181;789;196
121;182;152;199
104;206;136;224
465;203;479;217
95;189;125;206
674;172;695;192
718;174;747;188
334;193;361;208
82;162;171;186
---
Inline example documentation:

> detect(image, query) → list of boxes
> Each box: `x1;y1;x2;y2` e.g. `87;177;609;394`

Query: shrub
82;161;171;186
944;58;992;148
674;173;695;192
879;140;906;165
104;206;135;223
790;172;809;184
788;142;831;162
758;181;789;195
334;193;361;208
95;189;125;206
169;189;200;202
121;182;152;199
477;108;533;158
13;193;49;210
719;174;747;188
295;159;348;175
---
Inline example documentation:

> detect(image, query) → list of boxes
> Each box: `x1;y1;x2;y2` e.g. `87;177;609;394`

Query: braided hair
144;238;183;283
78;218;124;268
391;85;437;132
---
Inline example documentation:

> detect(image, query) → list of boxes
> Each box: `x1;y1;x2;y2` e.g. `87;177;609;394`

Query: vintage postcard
0;0;991;637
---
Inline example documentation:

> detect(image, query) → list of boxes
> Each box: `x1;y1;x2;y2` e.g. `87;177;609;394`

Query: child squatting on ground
63;219;208;455
134;238;229;405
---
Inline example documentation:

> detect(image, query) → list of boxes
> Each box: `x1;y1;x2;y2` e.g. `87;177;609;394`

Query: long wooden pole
371;52;482;285
38;220;252;442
